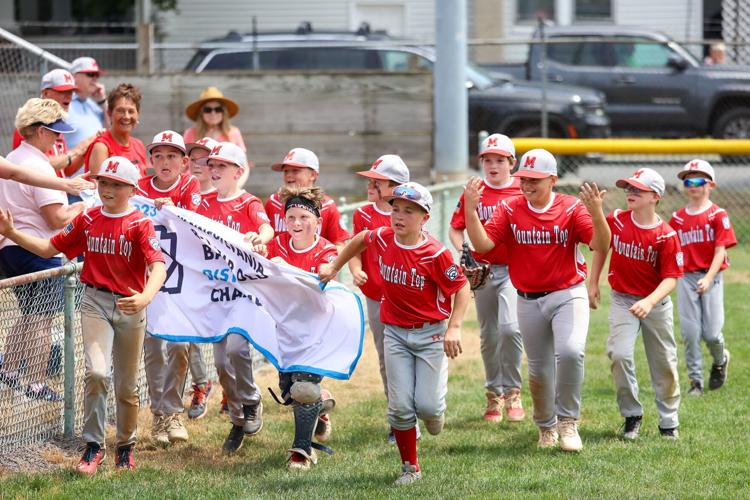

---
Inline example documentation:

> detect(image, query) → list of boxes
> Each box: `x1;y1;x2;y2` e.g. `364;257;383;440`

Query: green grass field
2;248;749;498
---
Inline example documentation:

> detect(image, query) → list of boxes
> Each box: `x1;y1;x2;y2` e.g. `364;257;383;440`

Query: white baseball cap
94;156;140;187
70;57;102;75
479;133;515;158
678;159;715;181
357;154;410;184
186;137;220;156
41;69;78;92
385;181;433;213
206;141;247;169
616;168;666;196
514;149;558;179
271;147;319;172
147;130;186;155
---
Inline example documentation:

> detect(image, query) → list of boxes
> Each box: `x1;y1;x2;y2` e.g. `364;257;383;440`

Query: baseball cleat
393;462;421;486
558;417;583;452
505;388;525;422
708;349;729;390
687;379;704;396
537;426;559;449
166;413;188;443
76;442;106;476
622;415;642;440
659;427;679;440
483;391;504;422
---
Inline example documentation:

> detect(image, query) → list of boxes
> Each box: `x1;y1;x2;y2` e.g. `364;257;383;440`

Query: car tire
712;107;750;138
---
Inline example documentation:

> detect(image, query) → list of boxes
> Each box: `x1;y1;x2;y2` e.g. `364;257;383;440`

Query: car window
547;41;579;65
379;50;432;71
203;51;254;70
259;47;382;70
613;40;674;68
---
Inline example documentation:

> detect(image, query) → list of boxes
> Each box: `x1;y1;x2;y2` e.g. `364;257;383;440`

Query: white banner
131;196;364;380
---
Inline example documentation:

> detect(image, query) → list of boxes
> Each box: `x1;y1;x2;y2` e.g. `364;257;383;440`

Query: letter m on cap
371;158;383;170
689;161;700;170
160;132;173;142
104;161;119;173
523;156;536;168
284;151;295;162
487;136;498;147
210;145;222;155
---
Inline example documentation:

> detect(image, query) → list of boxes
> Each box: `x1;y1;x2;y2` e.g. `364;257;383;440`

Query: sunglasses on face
82;72;99;78
202;106;224;114
684;177;709;188
624;185;647;194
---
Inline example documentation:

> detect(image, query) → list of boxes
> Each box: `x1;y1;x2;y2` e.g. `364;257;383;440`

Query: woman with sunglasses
183;87;246;154
588;168;683;441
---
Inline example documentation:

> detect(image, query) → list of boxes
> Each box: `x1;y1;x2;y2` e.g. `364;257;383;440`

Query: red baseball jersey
265;192;351;244
669;204;737;272
364;227;467;327
484;193;594;293
13;128;66;178
267;233;337;273
607;209;684;297
137;173;201;211
83;130;148;178
352;203;391;301
50;206;164;296
450;178;522;265
197;191;270;234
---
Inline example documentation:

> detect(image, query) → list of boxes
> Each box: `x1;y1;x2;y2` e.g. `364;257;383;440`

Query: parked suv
186;24;611;170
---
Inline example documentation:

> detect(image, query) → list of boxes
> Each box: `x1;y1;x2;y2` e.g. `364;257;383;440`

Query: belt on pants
85;283;125;297
517;290;555;300
397;320;442;330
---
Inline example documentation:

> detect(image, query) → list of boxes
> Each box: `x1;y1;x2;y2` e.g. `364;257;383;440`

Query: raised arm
318;230;368;283
463;177;496;254
0;156;94;195
579;182;611;253
0;209;60;259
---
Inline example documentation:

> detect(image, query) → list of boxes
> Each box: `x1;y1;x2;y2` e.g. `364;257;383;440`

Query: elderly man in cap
67;57;107;158
12;68;97;179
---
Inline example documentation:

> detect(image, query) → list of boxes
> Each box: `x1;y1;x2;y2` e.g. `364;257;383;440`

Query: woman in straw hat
183;87;246;152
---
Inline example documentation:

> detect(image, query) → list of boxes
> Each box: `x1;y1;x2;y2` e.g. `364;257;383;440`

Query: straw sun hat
185;87;240;121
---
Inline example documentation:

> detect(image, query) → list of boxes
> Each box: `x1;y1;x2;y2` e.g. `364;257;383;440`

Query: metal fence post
63;267;77;438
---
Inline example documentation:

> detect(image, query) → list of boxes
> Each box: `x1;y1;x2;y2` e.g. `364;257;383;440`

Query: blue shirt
66;95;105;149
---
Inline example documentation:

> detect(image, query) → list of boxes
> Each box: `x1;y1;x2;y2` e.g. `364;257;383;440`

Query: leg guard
290;399;323;460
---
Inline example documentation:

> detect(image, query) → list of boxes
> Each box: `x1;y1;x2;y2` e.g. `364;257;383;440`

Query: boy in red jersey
265;147;350;247
183;136;220;419
588;168;684;441
319;182;470;486
464;149;611;453
0;156;166;475
348;154;410;443
264;185;338;471
449;133;525;424
196;141;273;454
138;130;201;447
670;160;736;395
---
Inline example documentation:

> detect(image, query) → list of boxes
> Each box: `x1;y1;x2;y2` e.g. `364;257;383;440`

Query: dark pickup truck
485;25;750;138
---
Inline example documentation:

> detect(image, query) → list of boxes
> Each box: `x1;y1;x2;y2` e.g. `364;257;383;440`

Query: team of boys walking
0;69;736;486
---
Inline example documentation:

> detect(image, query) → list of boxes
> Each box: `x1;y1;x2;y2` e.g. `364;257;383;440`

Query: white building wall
158;0;435;43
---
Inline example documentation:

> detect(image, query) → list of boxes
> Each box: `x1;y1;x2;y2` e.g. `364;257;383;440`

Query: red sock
392;427;419;471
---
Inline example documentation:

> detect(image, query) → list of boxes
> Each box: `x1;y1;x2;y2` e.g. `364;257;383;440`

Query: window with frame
575;0;612;20
516;0;555;22
612;39;675;68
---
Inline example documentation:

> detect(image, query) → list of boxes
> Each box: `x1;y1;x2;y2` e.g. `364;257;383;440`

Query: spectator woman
84;83;148;177
183;87;246;151
0;98;85;401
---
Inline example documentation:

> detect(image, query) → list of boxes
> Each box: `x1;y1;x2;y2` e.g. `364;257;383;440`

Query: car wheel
713;107;750;138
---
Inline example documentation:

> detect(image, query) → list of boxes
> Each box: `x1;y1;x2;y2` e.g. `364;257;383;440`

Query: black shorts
0;246;64;316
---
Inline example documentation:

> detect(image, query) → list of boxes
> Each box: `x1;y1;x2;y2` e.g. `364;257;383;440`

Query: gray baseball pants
143;334;189;415
80;287;146;448
365;296;388;398
188;343;209;387
385;321;448;431
607;290;681;429
213;334;261;427
516;284;589;429
474;264;523;395
677;271;727;385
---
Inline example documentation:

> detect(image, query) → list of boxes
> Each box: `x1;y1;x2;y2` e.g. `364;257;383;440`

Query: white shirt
0;142;68;249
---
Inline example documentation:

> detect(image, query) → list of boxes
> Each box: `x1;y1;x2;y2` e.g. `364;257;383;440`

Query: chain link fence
0;45;43;154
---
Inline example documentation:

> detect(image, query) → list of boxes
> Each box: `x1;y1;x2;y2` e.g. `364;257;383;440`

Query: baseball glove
460;242;491;291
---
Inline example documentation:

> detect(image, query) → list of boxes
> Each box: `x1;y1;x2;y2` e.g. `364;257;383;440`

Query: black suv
186;24;611;164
